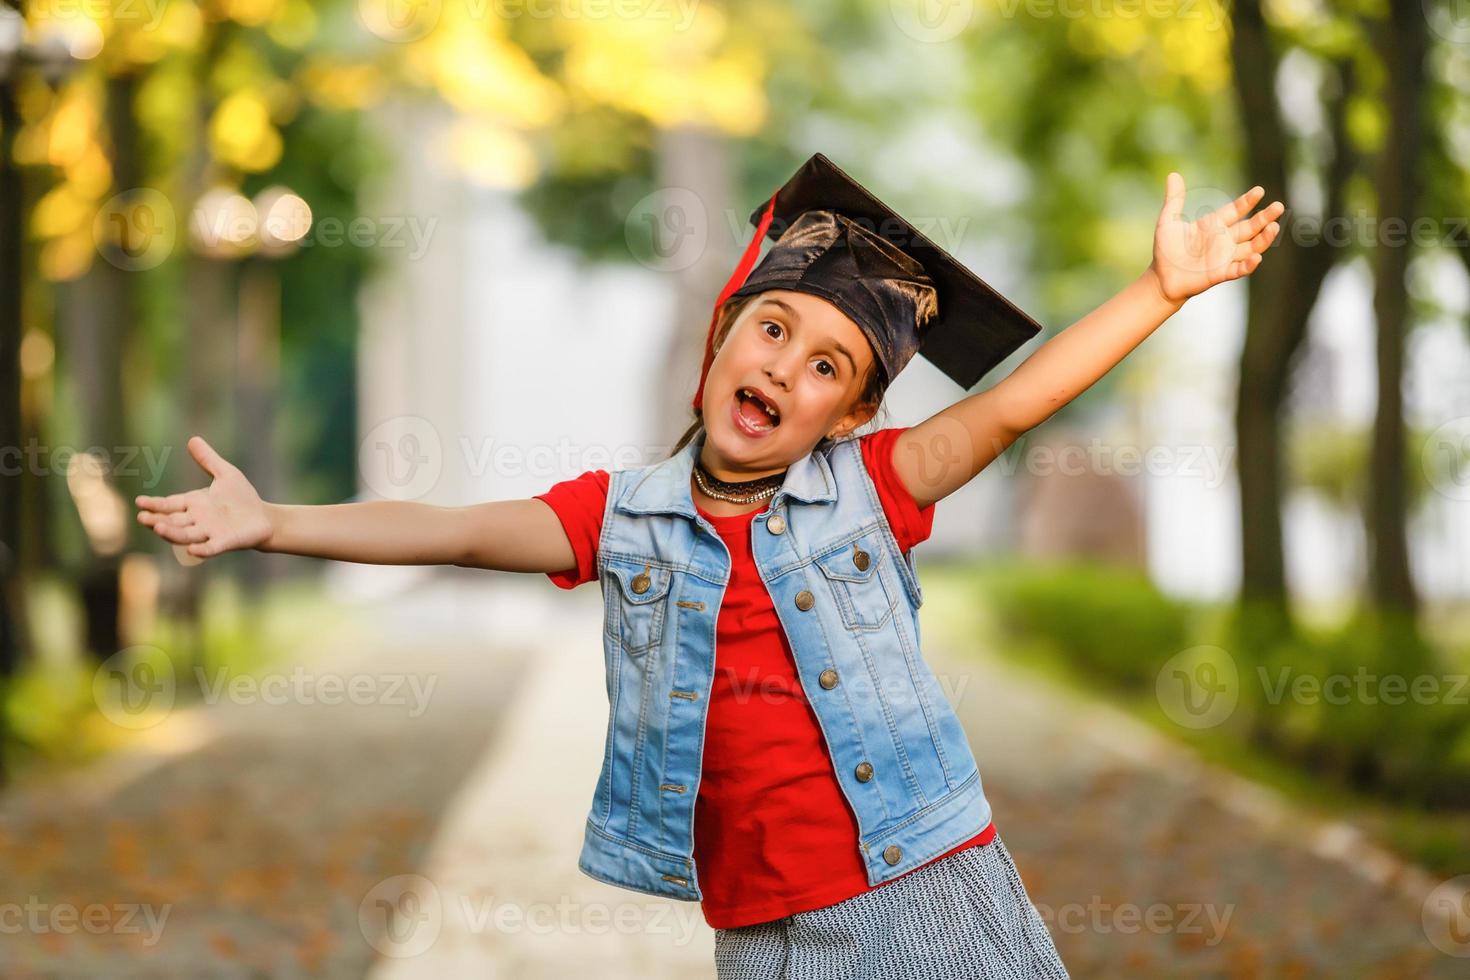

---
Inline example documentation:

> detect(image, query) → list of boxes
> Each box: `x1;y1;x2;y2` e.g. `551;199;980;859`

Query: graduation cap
691;152;1045;413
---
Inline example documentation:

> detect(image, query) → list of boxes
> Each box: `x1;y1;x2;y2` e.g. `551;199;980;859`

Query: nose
763;348;799;392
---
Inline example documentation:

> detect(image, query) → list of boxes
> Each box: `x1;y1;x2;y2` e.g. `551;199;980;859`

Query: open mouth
735;387;781;432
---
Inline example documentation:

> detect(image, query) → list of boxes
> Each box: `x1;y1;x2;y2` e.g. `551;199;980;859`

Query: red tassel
691;191;780;413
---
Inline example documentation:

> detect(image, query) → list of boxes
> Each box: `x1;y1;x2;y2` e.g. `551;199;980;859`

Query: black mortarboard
691;153;1044;412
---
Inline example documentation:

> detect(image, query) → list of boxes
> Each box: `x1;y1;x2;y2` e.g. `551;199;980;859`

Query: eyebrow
757;298;858;376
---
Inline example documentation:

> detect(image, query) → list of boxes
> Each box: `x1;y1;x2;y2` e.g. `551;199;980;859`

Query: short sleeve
532;470;611;590
858;427;935;553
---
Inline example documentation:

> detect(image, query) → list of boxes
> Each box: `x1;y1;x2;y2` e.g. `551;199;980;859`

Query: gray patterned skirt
712;833;1070;979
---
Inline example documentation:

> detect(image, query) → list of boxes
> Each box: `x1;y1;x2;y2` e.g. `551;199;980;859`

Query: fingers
138;510;208;545
1216;217;1280;283
1160;172;1186;224
1224;249;1266;281
188;435;231;479
1210;185;1265;227
1233;199;1285;243
134;492;189;514
1254;220;1280;251
137;509;193;529
1233;219;1280;258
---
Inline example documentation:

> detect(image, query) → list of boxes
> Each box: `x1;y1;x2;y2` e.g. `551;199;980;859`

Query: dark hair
668;292;889;459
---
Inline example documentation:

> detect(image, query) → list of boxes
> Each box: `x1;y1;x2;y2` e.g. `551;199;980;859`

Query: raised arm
893;174;1284;509
136;435;578;573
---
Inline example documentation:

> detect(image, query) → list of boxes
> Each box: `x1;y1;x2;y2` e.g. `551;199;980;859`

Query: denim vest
578;426;992;902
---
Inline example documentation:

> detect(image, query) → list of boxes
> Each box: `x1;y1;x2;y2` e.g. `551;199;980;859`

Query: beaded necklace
692;459;788;505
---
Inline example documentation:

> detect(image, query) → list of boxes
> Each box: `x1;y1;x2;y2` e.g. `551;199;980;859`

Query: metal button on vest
852;546;869;571
795;590;815;611
819;668;839;689
767;513;786;535
883;845;902;865
632;564;651;594
855;761;874;782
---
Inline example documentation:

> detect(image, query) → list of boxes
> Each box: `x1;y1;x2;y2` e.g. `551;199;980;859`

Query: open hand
1148;173;1284;306
135;436;273;558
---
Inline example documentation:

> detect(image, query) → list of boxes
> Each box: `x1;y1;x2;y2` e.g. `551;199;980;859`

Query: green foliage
1236;607;1470;808
1288;418;1454;515
2;660;104;768
981;560;1470;810
517;140;659;262
979;558;1191;691
1;574;350;778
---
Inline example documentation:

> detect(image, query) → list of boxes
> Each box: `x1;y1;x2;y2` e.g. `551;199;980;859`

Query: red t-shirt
533;427;995;927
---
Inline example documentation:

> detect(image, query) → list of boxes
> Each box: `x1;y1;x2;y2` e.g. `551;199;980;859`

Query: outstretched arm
137;435;578;572
893;174;1284;509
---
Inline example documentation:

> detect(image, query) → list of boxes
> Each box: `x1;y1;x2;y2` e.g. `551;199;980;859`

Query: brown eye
816;360;835;377
763;320;782;338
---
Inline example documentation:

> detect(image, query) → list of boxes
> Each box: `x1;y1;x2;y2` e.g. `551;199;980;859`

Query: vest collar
617;427;838;518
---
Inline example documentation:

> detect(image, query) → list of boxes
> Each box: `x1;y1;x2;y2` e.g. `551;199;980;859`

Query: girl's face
702;289;878;477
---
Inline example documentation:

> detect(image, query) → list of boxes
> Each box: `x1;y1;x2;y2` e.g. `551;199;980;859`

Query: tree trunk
167;29;234;647
1365;3;1426;618
57;73;142;662
234;260;282;597
1229;0;1358;645
0;71;26;788
653;125;738;456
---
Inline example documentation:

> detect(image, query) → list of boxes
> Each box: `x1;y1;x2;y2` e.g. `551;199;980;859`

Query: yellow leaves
210;90;283;171
1159;16;1229;92
267;0;318;48
557;4;766;133
204;42;299;170
687;51;766;135
136;63;194;138
47;88;102;168
1263;0;1314;30
218;0;287;28
1069;11;1149;59
1060;0;1231;94
431;118;540;189
119;1;205;63
157;0;208;47
299;59;387;111
413;28;564;126
1346;93;1385;154
67;142;115;198
210;38;273;97
13;81;111;281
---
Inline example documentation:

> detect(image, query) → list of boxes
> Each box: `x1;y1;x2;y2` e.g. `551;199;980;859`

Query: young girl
136;153;1282;978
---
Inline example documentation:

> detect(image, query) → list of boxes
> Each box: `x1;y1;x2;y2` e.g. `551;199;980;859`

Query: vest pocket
814;535;896;631
605;558;671;656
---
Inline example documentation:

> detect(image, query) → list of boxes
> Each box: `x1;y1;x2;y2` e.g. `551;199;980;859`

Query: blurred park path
0;570;542;978
366;581;716;980
365;572;1468;977
921;574;1467;978
1;570;1464;978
